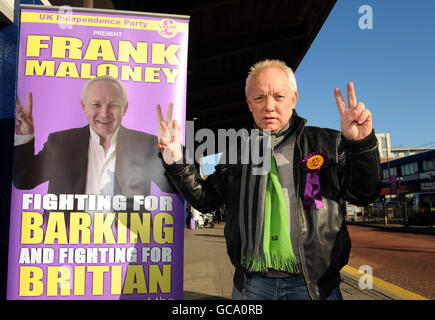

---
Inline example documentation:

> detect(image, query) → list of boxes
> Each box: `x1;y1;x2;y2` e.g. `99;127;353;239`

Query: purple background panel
8;7;189;300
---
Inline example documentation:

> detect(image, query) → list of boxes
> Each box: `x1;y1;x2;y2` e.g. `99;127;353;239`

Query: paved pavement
183;222;423;300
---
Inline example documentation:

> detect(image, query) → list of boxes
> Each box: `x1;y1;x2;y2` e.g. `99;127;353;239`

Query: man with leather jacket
157;59;380;300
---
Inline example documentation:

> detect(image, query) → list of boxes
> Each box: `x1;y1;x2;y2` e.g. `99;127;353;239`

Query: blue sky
296;0;435;148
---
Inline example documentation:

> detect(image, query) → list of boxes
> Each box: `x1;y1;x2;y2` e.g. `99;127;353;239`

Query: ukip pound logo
158;19;177;38
306;155;324;170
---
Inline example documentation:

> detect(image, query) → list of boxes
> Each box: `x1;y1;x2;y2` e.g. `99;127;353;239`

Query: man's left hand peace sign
335;82;373;141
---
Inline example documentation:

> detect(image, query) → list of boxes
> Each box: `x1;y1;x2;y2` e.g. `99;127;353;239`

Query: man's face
81;80;128;139
246;67;297;133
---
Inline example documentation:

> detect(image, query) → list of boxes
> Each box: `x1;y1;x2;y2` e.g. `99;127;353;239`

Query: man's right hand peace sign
16;92;35;135
157;103;182;165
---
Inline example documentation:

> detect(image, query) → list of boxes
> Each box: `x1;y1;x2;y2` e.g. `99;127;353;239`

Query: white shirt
85;126;119;195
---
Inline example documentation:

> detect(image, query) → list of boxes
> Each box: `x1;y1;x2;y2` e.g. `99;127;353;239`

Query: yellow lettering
121;65;142;81
47;266;71;296
87;266;109;295
80;62;96;79
162;67;180;84
25;60;55;77
111;265;123;295
118;40;147;64
44;212;68;244
144;67;160;83
130;213;151;244
52;36;83;59
55;61;80;78
21;211;43;244
19;266;44;296
69;212;91;244
84;39;116;61
151;43;180;65
26;35;50;57
117;212;127;244
123;265;147;294
149;264;171;293
97;63;119;78
153;212;174;244
74;266;86;296
93;212;116;244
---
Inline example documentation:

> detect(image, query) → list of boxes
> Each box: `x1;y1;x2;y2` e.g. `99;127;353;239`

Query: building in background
376;133;435;163
381;149;435;198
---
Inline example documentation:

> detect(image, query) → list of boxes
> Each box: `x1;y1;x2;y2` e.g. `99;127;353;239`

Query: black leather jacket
165;115;381;300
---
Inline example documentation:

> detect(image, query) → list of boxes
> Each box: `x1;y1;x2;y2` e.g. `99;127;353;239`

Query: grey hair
81;75;128;108
245;59;297;96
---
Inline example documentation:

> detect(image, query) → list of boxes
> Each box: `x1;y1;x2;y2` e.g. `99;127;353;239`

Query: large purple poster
7;5;189;300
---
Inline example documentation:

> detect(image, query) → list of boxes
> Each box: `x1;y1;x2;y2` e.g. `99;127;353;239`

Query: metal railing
346;203;434;226
364;203;406;225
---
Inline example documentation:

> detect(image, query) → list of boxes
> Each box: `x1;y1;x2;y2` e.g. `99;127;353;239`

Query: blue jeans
231;273;343;300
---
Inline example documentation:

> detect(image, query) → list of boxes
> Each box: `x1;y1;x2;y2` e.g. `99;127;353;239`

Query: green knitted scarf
240;155;298;273
262;156;298;273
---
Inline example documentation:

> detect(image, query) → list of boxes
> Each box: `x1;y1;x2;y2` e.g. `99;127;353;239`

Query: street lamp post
386;134;392;200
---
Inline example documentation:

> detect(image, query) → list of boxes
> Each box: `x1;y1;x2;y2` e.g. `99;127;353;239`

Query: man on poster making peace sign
158;59;380;300
13;76;174;207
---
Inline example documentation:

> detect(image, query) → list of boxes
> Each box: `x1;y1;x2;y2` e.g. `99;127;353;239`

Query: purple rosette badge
302;151;327;210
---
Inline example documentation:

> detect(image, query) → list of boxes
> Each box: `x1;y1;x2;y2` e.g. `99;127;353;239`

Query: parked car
407;192;435;225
